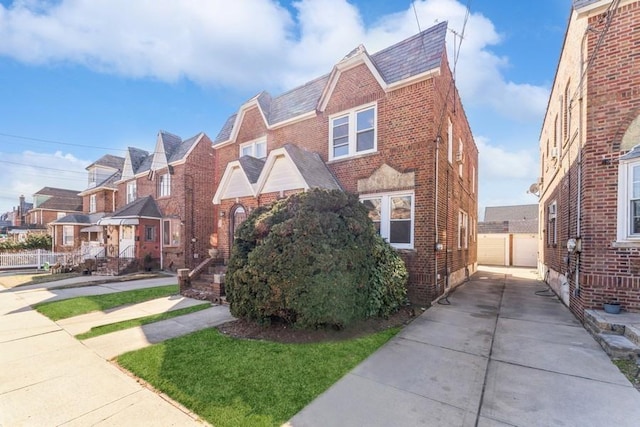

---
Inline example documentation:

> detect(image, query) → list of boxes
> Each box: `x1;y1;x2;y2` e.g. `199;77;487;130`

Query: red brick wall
82;189;117;214
214;54;477;305
546;1;640;317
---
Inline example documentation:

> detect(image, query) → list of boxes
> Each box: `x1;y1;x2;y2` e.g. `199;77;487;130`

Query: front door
119;225;136;258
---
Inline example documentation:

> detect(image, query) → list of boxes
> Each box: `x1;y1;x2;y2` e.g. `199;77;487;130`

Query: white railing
119;245;135;259
81;242;106;260
0;249;82;270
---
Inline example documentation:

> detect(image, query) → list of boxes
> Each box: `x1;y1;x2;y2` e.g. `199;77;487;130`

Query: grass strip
34;285;178;321
76;303;211;340
118;327;399;427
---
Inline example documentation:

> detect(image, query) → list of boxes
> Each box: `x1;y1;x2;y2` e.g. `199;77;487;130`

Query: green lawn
117;327;398;427
33;285;179;321
76;303;211;339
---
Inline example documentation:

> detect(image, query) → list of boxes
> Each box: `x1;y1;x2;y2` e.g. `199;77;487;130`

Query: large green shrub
0;234;52;251
225;189;407;329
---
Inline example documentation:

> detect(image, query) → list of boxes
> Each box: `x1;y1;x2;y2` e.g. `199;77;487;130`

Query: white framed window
458;210;468;249
617;154;640;242
63;225;74;246
126;181;137;204
361;191;414;249
547;201;557;246
56;212;65;220
447;117;453;164
89;195;96;213
145;225;156;242
329;104;376;160
158;173;171;197
240;138;267;159
163;219;181;246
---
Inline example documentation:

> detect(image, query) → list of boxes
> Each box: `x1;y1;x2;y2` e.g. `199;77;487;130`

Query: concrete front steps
584;309;640;359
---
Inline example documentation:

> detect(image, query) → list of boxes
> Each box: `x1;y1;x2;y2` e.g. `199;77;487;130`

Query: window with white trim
126;181;137;204
63;225;74;246
145;225;156;242
329;104;376;160
158;173;171;197
240;138;267;159
361;192;414;249
56;212;65;220
163;219;181;246
458;138;464;177
617;155;640;241
89;194;96;213
547;201;557;246
458;210;468;249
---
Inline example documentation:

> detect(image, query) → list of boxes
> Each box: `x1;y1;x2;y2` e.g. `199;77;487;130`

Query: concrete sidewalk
289;267;640;427
0;275;211;426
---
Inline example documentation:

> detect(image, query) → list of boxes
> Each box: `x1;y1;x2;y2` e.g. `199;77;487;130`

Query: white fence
0;249;83;270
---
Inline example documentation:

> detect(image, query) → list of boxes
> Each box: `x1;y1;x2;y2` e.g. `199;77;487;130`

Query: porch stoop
179;258;227;303
584;309;640;360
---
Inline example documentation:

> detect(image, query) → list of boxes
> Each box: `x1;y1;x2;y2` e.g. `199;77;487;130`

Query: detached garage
478;205;538;268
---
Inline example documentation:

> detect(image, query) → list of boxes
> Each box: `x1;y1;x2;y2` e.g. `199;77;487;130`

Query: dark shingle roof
52;212;104;225
214;22;447;145
484;204;538;222
88;154;125;171
238;156;265;184
33;187;83;211
478;221;509;234
110;196;162;218
168;133;202;163
371;21;446;84
284;144;342;190
159;131;183;159
480;204;539;234
128;147;149;174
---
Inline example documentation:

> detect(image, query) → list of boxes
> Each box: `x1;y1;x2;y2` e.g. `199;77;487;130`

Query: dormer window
329;104;377;160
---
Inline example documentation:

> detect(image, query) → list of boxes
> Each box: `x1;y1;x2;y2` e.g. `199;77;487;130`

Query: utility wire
0;132;129;153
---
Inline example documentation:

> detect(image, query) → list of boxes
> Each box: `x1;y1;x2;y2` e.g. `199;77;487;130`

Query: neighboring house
97;131;216;273
26;187;82;229
11;195;32;227
212;22;478;305
51;154;124;255
538;0;640;315
478;205;539;267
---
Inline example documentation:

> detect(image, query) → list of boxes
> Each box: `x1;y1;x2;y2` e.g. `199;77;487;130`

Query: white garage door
513;235;538;267
478;235;507;266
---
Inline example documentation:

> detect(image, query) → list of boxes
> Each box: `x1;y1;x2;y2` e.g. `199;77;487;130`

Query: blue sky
0;0;571;218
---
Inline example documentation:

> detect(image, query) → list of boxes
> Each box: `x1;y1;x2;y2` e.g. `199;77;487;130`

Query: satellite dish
528;183;540;196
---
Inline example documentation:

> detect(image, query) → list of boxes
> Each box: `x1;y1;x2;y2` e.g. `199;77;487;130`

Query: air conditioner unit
550;147;559;159
456;152;464;163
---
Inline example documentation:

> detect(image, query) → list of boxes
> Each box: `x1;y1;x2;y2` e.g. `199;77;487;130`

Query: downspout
575;26;589;296
160;218;164;270
434;136;441;294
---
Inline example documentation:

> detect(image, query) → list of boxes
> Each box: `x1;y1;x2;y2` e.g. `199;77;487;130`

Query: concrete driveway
289;266;640;427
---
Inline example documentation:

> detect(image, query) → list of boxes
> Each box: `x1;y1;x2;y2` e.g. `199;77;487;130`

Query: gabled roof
214;21;447;146
282;144;341;190
129;147;150;173
214;144;341;204
168;132;204;163
109;196;162;219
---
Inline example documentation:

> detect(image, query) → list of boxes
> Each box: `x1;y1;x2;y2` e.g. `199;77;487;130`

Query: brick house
538;0;640;316
26;187;83;229
212;22;478;305
96;131;217;274
51;154;123;254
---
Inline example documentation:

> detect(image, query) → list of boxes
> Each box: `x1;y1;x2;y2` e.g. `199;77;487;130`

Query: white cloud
475;136;538;179
0;0;549;121
0;149;89;213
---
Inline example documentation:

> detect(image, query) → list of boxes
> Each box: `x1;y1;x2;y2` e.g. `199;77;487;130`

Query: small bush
225;189;407;329
0;234;52;251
